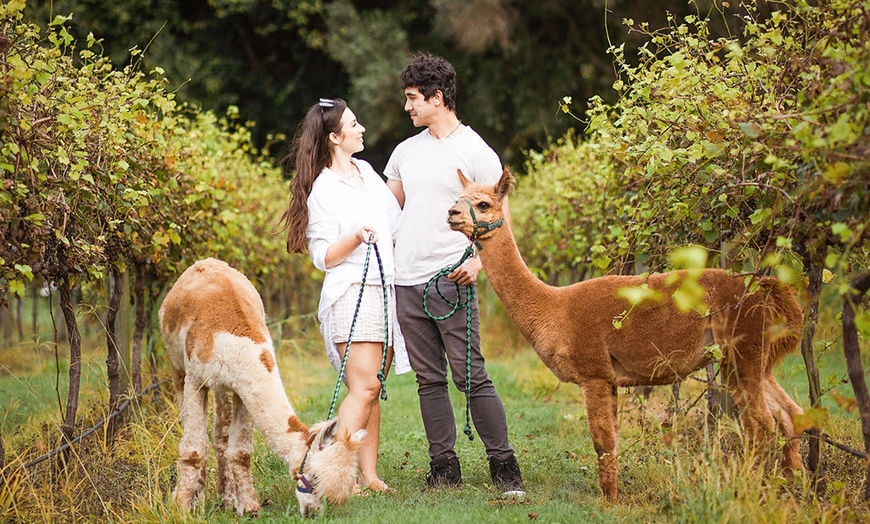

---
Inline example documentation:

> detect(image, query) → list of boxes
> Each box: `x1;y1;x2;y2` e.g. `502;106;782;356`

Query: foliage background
21;0;783;171
513;1;869;286
1;0;869;520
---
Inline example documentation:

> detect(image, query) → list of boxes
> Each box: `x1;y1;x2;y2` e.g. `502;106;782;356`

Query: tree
2;2;302;453
23;0;746;171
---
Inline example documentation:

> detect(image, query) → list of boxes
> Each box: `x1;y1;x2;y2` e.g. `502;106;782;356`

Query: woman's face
331;107;365;155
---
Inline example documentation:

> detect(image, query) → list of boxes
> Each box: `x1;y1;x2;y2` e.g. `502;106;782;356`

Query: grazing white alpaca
159;257;364;516
447;168;805;502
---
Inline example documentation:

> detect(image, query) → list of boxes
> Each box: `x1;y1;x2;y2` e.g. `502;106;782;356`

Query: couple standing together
279;53;525;497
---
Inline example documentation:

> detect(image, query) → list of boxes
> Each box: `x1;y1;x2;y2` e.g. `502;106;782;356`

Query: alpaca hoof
239;493;261;515
172;488;195;512
223;492;261;516
235;501;260;516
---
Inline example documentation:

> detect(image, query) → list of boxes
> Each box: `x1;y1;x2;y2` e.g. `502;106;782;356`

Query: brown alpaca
159;258;364;516
447;169;805;502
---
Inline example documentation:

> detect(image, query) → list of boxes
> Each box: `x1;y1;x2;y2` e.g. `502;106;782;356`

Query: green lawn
1;292;868;523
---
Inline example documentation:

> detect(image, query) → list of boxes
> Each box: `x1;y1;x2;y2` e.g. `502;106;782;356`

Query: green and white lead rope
299;234;390;496
327;233;390;420
422;197;504;442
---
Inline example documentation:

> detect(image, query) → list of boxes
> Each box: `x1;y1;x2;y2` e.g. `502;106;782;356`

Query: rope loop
420;198;506;442
419;196;507;442
423;240;478;442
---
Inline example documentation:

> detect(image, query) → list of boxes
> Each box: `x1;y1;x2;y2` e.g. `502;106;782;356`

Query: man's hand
447;256;482;286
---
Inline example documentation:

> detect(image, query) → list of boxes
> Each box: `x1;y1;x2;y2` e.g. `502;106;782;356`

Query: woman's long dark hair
279;98;347;253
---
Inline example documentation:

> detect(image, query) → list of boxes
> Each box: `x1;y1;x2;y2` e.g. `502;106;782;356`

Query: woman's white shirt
306;158;411;374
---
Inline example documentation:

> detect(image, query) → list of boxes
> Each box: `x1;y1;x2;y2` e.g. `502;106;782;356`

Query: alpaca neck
241;374;309;470
477;225;556;349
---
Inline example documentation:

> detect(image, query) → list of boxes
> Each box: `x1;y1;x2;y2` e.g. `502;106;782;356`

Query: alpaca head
294;418;365;517
447;167;514;241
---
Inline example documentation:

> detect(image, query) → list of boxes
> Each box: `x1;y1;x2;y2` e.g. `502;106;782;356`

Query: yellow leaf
792;407;828;434
821;162;849;184
669;245;708;269
829;391;856;412
617;284;663;305
2;0;26;15
152;231;169;247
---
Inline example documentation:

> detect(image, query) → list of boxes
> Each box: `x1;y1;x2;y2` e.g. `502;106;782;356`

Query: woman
280;98;410;493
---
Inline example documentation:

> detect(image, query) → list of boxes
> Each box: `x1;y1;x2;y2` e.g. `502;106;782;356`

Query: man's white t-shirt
384;125;502;286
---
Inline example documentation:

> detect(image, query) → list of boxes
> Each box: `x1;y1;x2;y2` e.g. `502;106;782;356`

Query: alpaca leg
172;368;185;409
722;364;776;462
763;376;804;471
583;379;619;502
213;389;234;508
226;393;260;515
175;381;210;511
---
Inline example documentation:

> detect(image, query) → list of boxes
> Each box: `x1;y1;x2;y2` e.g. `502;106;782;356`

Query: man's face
403;86;438;128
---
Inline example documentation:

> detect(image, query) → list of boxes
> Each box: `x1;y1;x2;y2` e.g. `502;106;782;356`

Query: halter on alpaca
447;168;805;503
160;258;365;516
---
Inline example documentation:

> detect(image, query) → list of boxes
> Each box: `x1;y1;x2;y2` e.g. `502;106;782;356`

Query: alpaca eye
478;202;490;211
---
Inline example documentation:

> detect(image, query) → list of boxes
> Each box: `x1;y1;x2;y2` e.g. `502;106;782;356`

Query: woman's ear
328;132;341;145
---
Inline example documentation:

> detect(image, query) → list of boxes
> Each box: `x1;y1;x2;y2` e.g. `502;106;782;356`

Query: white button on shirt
306;158;411;375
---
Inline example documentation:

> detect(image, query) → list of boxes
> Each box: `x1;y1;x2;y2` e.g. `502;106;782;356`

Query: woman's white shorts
330;283;395;345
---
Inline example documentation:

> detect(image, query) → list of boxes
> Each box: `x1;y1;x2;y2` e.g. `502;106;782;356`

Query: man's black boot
489;454;526;497
425;455;462;488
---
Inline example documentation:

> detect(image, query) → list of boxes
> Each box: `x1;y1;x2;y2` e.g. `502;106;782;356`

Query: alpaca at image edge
447;168;805;503
159;257;364;516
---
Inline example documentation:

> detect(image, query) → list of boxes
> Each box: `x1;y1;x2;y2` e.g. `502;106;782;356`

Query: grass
1;287;869;523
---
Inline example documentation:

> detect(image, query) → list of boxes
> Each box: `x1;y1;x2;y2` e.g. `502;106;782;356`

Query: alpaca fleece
447;169;804;503
160;257;364;516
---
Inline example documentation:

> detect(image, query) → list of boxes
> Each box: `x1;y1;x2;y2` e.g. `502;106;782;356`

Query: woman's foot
360;478;394;493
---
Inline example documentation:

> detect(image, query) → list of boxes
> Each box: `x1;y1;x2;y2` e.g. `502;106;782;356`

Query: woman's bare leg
336;342;394;490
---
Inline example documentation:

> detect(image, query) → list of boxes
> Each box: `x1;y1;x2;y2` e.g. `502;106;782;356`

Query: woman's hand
325;226;378;268
357;226;377;244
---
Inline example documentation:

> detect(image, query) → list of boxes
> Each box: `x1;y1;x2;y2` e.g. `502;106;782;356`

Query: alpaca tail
757;277;804;372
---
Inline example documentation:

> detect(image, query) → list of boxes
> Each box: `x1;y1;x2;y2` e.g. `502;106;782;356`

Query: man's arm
386;179;405;208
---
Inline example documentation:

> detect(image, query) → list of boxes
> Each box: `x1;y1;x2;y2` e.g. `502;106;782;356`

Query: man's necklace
440;121;462;140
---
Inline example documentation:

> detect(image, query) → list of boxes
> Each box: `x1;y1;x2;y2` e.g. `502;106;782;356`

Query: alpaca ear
313;418;341;450
495;167;514;201
457;169;471;187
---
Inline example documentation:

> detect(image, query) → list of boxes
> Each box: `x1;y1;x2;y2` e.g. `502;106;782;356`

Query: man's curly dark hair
400;53;457;111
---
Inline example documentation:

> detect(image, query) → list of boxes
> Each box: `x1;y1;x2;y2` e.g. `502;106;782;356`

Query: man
384;53;525;497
